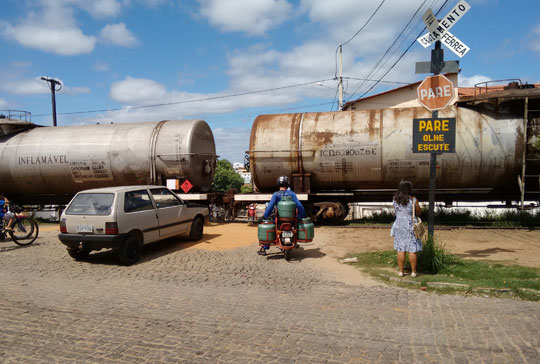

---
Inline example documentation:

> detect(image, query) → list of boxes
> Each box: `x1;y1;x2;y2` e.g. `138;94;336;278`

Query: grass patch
347;248;540;301
348;208;540;228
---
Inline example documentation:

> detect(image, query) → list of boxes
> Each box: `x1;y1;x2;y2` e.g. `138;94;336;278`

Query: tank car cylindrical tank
0;119;216;203
249;106;524;198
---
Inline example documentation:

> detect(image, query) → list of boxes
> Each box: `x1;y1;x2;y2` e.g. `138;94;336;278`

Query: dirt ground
40;222;540;286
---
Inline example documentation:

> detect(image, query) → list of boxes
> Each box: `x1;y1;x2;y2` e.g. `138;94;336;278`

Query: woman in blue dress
391;181;422;277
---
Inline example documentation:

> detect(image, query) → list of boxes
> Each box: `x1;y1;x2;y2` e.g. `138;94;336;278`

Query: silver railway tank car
0;119;216;204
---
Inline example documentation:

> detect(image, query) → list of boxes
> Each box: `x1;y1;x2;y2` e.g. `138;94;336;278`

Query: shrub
417;235;462;274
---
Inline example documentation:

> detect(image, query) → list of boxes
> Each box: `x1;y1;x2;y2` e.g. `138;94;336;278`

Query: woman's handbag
412;198;426;239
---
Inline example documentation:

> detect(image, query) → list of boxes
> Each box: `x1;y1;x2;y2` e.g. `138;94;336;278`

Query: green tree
212;159;244;192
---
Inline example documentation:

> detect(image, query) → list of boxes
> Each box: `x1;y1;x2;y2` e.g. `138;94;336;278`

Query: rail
0;110;32;122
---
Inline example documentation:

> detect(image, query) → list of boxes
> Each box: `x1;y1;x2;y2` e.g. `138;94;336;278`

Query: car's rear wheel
189;217;204;241
118;236;142;265
67;248;91;261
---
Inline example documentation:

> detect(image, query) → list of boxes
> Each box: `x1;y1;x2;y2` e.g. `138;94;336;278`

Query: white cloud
459;74;493;87
199;0;292;35
94;61;111;72
3;77;50;95
0;76;90;96
212;127;251;163
100;23;139;47
1;23;97;56
110;77;168;103
0;0;97;55
0;98;8;108
0;0;144;55
78;0;123;18
529;24;540;53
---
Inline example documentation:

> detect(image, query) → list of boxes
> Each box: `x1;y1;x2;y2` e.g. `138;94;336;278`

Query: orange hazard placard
180;179;193;193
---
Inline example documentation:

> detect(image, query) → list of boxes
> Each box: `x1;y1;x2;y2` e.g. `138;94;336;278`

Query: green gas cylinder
277;196;296;218
258;218;276;243
298;217;315;242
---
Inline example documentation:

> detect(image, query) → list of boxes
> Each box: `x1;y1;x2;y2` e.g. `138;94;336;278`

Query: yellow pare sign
412;117;456;154
418;118;450;132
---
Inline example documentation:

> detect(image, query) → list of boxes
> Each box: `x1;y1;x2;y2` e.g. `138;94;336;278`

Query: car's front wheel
118;236;142;265
189;217;204;241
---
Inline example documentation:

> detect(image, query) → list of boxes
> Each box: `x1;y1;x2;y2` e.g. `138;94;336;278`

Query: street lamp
40;76;62;127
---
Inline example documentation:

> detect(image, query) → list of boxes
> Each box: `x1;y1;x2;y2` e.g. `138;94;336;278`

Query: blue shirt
0;199;6;218
263;189;306;219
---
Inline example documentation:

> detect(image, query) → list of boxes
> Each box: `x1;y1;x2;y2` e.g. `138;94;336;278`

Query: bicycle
0;204;39;246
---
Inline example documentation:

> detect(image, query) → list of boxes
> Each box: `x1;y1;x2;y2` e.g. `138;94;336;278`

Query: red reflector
281;223;292;231
105;222;118;235
60;221;67;233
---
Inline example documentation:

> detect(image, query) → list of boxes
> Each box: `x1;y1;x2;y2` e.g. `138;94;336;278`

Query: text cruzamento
417;0;471;47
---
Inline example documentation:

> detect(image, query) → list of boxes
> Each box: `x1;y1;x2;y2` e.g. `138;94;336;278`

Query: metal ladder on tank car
520;96;540;209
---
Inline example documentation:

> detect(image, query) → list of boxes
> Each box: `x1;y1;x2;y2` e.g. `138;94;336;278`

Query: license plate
76;224;93;233
282;231;293;238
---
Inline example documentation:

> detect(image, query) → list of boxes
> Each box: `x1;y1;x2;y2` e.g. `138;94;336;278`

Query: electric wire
355;0;450;101
362;0;441;90
346;0;430;101
33;78;336;117
341;0;387;47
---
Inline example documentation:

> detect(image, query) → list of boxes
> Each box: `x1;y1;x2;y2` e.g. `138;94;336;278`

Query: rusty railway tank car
0;119;216;204
248;103;538;222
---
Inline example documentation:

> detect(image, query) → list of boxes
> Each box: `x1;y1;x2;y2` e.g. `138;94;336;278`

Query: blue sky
1;0;540;163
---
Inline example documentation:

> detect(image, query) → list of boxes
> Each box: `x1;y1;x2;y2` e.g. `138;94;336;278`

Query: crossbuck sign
417;0;471;58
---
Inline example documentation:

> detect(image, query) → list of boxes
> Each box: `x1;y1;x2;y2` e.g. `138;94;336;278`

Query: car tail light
59;220;67;233
105;222;119;235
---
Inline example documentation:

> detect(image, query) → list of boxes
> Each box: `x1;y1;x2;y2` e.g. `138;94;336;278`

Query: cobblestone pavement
1;229;540;363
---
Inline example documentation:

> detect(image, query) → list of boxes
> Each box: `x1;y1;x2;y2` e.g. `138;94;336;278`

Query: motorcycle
257;196;314;260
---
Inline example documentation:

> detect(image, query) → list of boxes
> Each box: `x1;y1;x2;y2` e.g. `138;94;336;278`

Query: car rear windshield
65;193;114;215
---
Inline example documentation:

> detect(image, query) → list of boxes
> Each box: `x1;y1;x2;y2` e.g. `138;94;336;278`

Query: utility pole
41;76;62;127
338;44;343;110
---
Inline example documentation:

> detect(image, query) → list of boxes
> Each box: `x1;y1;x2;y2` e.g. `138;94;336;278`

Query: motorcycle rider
258;176;307;255
263;176;307;220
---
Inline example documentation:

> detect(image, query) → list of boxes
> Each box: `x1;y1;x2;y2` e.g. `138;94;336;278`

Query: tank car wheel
190;217;204;241
118;236;142;265
67;248;91;261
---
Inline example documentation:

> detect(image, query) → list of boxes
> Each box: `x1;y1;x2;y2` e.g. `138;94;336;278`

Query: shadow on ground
82;233;222;266
457;247;517;259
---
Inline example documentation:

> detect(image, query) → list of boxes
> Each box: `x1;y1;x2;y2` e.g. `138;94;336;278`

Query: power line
33;78;336;117
360;0;441;95
344;77;411;85
336;0;387;79
355;0;450;101
341;0;387;47
346;0;430;101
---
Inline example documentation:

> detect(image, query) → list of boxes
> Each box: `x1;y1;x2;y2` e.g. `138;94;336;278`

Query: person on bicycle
0;192;15;231
263;176;307;220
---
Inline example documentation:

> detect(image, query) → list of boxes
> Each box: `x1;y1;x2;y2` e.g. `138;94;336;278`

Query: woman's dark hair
394;180;413;206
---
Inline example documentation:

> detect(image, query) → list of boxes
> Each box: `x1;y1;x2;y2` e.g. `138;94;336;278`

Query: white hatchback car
58;185;209;265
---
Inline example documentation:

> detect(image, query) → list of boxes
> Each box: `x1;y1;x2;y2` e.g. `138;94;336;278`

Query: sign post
414;2;470;238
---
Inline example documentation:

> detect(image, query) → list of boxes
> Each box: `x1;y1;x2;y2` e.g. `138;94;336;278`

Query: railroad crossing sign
417;74;455;111
416;0;471;58
180;179;193;193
